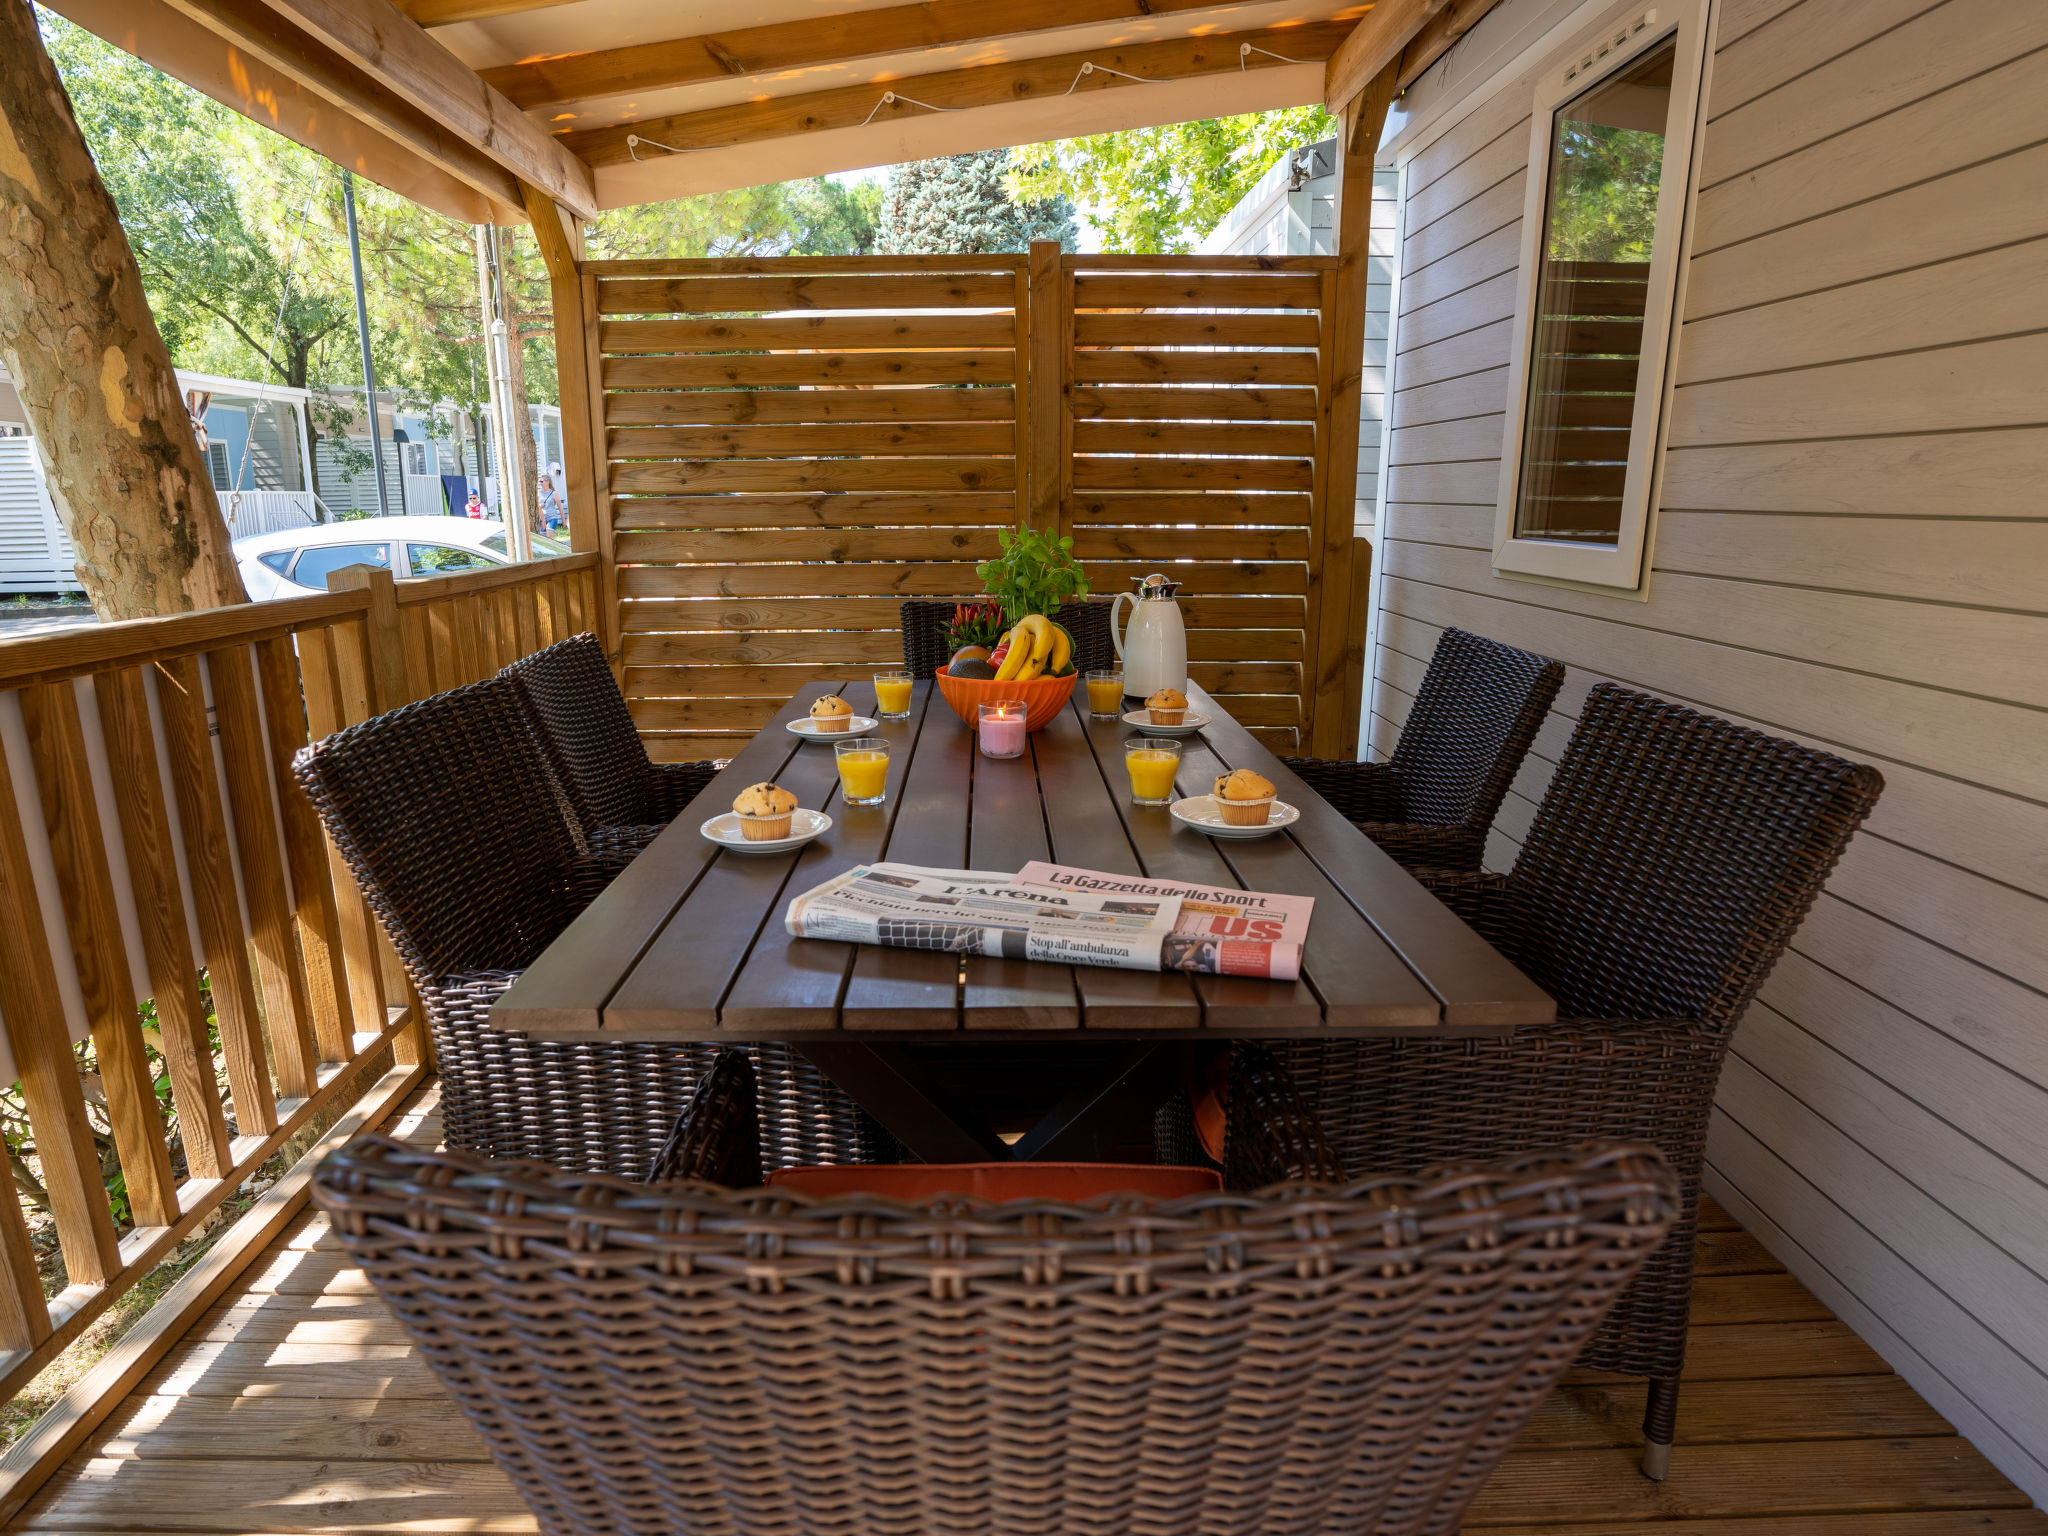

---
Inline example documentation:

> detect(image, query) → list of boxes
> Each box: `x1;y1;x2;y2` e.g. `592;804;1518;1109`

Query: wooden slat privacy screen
596;249;1349;759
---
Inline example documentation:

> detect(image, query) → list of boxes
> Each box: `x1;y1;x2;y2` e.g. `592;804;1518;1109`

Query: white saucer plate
1168;795;1299;839
787;716;878;740
701;807;833;853
1121;708;1211;738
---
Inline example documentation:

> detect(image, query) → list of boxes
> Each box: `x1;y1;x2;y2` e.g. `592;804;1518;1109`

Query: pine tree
880;151;1076;254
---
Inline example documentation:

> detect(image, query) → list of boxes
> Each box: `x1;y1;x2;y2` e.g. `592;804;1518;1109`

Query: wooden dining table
493;678;1554;1162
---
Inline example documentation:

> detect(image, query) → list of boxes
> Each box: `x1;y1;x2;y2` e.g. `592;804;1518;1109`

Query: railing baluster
295;625;388;1045
0;1178;47;1355
152;655;275;1138
94;667;232;1179
425;601;458;693
17;681;179;1230
0;714;121;1286
205;646;318;1101
398;605;432;703
512;582;540;658
254;637;352;1064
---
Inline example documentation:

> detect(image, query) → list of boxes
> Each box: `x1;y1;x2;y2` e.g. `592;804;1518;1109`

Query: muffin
1212;768;1276;827
1146;686;1189;726
809;695;856;733
732;782;798;841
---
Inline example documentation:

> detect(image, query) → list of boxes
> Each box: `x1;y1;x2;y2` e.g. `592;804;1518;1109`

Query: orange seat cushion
766;1162;1221;1202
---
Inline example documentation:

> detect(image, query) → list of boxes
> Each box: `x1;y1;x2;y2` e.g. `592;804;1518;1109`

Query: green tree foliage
1007;106;1330;253
40;8;883;423
592;176;881;260
1541;122;1665;263
880;151;1076;254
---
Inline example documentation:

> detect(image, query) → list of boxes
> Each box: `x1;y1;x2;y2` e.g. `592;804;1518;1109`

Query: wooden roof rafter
481;0;1299;114
568;20;1358;168
67;0;1502;218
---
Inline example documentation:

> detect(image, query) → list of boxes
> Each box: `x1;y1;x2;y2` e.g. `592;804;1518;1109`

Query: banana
993;626;1031;682
1047;621;1073;677
1018;613;1055;681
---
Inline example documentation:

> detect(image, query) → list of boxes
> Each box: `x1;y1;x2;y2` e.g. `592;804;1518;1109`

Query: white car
235;516;571;600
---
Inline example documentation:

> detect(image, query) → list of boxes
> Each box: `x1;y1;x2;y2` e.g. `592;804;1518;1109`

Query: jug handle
1110;590;1132;661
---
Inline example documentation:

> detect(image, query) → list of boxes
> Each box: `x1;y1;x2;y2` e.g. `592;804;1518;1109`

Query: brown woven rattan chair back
900;598;1114;679
1509;683;1885;1034
502;632;650;834
293;675;579;979
316;1134;1678;1536
1387;625;1563;829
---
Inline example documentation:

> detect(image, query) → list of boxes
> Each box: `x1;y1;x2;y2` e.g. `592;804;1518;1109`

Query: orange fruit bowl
935;667;1077;732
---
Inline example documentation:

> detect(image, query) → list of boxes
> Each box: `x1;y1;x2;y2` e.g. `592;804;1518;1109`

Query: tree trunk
497;234;539;539
0;0;247;617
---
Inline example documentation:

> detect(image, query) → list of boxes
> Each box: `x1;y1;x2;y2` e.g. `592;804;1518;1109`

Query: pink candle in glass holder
978;700;1027;759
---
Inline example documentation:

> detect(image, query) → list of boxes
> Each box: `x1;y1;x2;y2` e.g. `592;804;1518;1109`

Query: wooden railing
0;554;598;1426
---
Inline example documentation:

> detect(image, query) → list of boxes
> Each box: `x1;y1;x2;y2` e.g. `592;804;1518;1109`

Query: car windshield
407;543;498;576
290;543;390;589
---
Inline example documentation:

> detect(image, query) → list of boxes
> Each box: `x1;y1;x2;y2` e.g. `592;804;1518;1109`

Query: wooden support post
17;681;180;1230
518;183;617;667
1026;241;1065;537
1343;535;1374;755
1308;65;1399;758
325;565;410;713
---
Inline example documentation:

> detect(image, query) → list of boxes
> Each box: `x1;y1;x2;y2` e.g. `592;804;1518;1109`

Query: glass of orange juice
873;670;913;720
1085;669;1124;718
834;737;890;805
1124;738;1181;807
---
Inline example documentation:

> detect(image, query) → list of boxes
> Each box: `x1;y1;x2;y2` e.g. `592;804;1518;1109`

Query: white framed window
1493;0;1712;590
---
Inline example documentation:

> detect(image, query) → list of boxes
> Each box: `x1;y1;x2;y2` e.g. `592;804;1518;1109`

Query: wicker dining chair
501;631;717;857
1271;682;1884;1480
292;674;885;1177
899;597;1115;679
1282;625;1563;872
316;1118;1678;1536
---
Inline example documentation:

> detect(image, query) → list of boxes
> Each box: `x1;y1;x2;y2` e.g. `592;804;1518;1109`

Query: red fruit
990;640;1011;665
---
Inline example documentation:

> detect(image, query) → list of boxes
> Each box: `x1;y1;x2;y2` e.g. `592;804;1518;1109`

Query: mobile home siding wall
1374;0;2048;1498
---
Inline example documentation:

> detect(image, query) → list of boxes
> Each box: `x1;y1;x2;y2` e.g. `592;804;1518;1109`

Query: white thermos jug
1110;574;1187;701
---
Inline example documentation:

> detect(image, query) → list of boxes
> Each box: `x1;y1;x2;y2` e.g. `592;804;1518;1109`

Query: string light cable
625;43;1314;156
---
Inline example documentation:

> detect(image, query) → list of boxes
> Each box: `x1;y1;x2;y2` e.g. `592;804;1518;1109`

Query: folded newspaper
784;862;1310;979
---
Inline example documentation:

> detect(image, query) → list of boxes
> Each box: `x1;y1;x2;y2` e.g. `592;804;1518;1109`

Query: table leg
791;1042;1012;1163
1010;1042;1203;1163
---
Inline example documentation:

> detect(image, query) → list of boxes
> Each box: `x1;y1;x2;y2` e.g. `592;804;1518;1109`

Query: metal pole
476;222;531;561
342;171;391;519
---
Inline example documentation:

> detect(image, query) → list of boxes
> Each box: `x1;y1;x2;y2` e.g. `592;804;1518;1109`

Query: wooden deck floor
12;1080;2045;1534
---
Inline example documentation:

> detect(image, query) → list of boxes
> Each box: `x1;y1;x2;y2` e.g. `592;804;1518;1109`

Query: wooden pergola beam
482;0;1283;114
246;0;597;216
1392;0;1501;88
47;0;513;222
1310;57;1399;754
565;18;1354;166
1323;0;1442;110
396;0;570;26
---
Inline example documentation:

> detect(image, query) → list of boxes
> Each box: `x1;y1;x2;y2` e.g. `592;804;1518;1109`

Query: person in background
540;463;566;531
464;489;485;519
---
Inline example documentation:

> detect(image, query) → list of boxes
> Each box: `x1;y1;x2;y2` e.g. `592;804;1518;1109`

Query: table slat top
494;679;1553;1041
